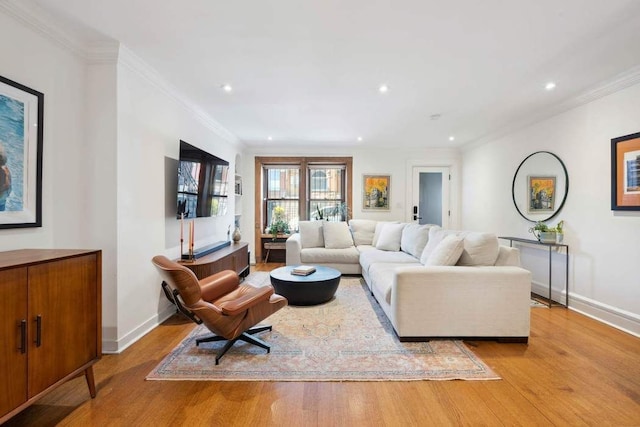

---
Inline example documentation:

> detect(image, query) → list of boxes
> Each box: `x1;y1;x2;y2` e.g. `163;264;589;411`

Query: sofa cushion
456;232;500;266
298;220;324;248
300;247;360;264
359;248;419;274
349;219;377;246
424;234;465;266
375;223;406;251
372;221;399;246
400;224;432;258
322;221;354;249
419;226;455;264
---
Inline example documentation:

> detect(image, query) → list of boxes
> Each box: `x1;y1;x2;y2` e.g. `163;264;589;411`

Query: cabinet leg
84;366;97;398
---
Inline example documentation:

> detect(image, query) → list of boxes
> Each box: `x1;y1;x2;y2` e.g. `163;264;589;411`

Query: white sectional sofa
286;219;532;342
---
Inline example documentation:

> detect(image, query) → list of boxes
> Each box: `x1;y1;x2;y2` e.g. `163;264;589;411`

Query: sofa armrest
286;233;302;266
389;266;532;338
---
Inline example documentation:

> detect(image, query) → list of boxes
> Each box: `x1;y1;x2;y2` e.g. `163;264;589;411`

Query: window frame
254;156;352;262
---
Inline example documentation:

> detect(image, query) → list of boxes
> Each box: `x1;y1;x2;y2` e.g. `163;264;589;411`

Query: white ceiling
28;0;640;149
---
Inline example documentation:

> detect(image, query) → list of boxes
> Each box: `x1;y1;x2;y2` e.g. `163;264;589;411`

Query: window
309;165;346;221
255;157;352;255
264;166;300;232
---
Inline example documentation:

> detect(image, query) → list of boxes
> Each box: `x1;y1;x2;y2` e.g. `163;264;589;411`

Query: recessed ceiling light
267;136;273;141
221;84;233;93
357;136;363;142
378;84;389;94
449;136;455;141
545;82;556;91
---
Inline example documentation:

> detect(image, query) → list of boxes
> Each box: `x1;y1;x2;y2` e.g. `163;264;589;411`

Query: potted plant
529;221;556;243
555;220;564;243
268;206;290;240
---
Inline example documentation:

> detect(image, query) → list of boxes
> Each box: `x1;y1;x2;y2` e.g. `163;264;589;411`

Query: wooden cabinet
179;242;249;280
0;249;101;424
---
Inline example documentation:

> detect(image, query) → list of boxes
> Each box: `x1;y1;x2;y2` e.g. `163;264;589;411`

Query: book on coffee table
291;265;316;276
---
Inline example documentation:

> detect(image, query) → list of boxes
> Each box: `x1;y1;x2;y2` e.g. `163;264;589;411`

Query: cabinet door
27;255;98;397
0;268;28;418
233;245;249;275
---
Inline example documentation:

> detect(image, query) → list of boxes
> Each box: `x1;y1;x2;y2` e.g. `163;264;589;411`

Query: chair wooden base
195;325;273;365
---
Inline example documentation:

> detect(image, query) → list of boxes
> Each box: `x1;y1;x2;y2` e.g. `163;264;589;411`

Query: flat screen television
177;140;229;219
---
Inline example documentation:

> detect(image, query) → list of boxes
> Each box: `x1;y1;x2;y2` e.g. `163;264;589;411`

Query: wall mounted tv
177;140;229;219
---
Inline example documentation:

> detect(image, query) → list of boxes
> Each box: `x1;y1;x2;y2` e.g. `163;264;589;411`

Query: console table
499;237;568;307
178;241;249;280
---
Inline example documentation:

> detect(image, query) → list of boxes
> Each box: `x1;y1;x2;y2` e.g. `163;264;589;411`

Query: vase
232;227;241;243
539;231;556;243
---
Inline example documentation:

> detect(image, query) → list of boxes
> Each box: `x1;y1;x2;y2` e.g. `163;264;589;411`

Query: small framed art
528;176;556;213
611;132;640;211
363;174;390;211
0;75;44;228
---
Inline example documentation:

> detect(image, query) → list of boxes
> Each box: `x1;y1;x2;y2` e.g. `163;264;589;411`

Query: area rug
147;273;500;381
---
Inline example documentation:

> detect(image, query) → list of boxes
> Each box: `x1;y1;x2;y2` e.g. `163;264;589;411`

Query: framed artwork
528;176;556;213
611;131;640;211
0;75;44;228
363;174;390;210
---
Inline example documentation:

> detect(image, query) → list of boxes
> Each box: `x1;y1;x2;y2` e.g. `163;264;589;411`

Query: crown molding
0;0;88;58
462;65;640;152
117;46;240;145
86;41;120;64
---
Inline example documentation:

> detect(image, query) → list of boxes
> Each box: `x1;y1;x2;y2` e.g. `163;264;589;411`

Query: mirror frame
511;151;569;223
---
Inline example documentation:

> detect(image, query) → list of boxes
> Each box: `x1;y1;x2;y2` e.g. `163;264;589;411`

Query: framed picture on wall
611;131;640;211
528;176;556;213
0;75;44;229
362;174;390;211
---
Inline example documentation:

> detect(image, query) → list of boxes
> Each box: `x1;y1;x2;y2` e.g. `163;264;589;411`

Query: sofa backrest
348;219;377;246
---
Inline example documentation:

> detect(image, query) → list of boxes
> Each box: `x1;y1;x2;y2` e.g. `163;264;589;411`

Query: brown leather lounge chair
152;256;288;364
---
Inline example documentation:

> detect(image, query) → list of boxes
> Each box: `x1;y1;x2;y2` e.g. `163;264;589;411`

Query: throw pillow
298;221;324;249
419;226;445;264
424;234;465;266
400;224;432;258
372;221;399;246
456;232;500;266
322;221;354;249
349;219;377;246
375;223;406;251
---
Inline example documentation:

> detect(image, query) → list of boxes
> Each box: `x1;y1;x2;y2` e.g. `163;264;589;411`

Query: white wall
0;6;244;352
0;8;87;251
242;146;461;263
462;81;640;336
110;47;242;351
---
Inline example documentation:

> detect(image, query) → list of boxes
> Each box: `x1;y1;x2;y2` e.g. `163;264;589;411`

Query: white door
411;167;450;228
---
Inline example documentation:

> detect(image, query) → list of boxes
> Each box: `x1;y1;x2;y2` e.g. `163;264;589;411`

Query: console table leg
548;246;553;308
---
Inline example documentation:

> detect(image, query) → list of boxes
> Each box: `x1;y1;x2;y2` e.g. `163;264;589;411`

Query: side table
499;236;569;308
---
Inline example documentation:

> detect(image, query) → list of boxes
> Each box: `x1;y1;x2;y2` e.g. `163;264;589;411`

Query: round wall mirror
512;151;569;222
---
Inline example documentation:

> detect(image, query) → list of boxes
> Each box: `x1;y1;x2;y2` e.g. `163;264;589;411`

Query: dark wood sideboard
0;249;102;424
178;241;249;279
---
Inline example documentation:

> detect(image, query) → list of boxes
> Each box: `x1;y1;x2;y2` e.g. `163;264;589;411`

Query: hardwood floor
5;263;640;426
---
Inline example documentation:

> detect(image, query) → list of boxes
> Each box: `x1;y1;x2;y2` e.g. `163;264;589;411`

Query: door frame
405;159;460;229
411;166;450;228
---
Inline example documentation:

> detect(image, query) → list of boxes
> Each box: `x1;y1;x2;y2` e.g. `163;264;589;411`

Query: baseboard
102;304;176;354
531;281;640;338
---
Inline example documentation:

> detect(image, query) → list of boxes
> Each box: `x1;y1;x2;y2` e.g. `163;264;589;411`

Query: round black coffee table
270;266;341;306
